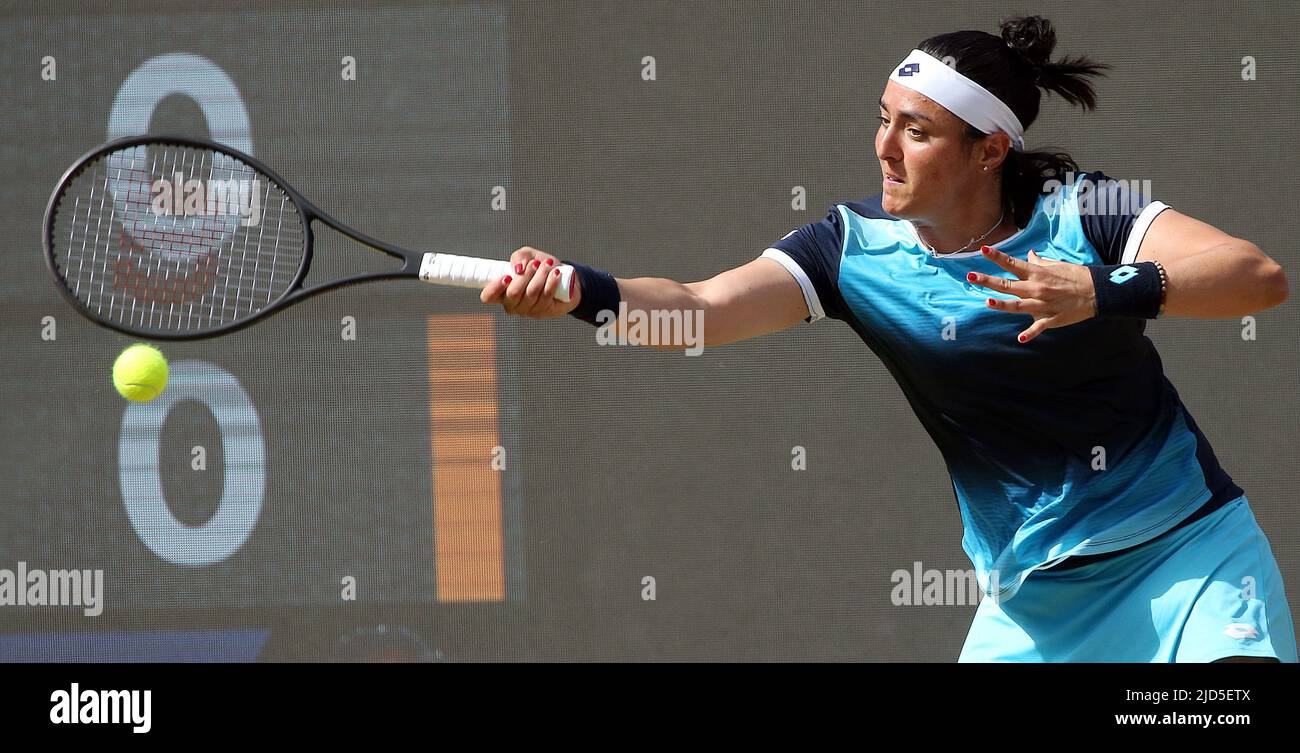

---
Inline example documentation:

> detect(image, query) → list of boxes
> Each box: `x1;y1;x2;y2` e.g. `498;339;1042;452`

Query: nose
875;121;903;164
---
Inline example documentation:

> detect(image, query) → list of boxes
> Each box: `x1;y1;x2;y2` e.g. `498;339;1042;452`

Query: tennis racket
42;134;574;339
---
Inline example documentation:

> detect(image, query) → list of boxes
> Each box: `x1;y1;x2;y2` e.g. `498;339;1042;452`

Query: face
875;80;989;221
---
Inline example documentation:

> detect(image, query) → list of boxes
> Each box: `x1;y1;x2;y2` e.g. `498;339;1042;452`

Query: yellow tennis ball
112;343;169;402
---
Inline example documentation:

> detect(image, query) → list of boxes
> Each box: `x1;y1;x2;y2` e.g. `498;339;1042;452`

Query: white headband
887;49;1026;152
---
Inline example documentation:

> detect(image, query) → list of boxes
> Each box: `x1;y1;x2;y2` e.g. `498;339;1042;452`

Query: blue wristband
1089;261;1164;319
562;260;622;327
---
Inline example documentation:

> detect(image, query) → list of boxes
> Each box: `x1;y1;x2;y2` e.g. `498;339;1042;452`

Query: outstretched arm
480;247;810;349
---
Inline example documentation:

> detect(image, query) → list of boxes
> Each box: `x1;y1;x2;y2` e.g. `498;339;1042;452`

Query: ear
981;132;1012;171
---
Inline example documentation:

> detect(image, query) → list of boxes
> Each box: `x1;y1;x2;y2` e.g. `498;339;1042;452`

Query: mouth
884;174;905;184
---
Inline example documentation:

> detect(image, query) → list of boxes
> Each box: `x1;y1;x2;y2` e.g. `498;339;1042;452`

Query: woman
480;16;1295;663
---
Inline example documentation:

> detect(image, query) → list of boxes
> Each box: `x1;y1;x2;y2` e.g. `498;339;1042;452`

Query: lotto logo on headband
898;63;920;76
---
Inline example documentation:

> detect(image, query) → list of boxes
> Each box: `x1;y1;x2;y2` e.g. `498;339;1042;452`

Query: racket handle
419;253;574;303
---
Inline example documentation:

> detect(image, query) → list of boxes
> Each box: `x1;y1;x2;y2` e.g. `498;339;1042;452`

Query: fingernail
982;246;992;254
515;263;523;274
552;268;560;276
1018;334;1026;343
503;275;512;285
967;272;977;282
986;298;995;307
532;260;541;269
546;258;555;266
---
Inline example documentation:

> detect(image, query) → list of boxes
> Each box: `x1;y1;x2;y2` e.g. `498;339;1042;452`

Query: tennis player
481;16;1295;663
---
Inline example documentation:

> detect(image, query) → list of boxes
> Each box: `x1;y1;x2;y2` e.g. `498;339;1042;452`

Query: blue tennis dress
763;172;1297;661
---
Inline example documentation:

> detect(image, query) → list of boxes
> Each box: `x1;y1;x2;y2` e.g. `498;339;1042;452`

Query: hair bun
1000;15;1056;69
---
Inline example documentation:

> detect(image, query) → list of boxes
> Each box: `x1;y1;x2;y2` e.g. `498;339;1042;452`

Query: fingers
521;258;555;315
983;290;1049;344
479;245;576;319
980;245;1030;279
525;258;553;295
500;257;559;317
480;273;508;305
542;264;563;299
967;248;1053;297
484;247;540;306
510;246;558;267
1018;317;1054;344
967;270;1039;298
984;295;1044;314
510;246;541;266
973;249;1092;344
503;266;529;312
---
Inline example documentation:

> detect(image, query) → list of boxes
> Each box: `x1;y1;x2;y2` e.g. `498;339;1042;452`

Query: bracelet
562;260;622;327
1088;261;1164;319
1152;259;1168;317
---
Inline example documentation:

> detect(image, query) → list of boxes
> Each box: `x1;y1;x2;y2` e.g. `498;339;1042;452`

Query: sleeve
759;206;848;323
1077;170;1172;266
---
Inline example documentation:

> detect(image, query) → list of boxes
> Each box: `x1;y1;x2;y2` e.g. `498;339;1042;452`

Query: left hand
965;245;1097;344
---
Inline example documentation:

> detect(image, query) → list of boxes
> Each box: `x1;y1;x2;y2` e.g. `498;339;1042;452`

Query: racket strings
48;143;307;334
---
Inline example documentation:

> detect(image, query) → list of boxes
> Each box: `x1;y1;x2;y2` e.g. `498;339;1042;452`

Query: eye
877;116;923;138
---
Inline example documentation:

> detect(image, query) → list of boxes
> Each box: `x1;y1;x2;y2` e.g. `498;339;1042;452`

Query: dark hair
918;16;1111;227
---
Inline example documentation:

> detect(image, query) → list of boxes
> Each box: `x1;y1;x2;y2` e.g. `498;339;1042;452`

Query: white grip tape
419;253;574;303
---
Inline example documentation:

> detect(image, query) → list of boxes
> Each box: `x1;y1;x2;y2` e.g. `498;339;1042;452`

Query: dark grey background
0;0;1295;660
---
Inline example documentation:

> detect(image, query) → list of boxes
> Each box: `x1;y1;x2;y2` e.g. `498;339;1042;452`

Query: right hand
480;246;582;319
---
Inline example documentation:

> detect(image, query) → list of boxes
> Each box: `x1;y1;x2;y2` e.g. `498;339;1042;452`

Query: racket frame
44;134;485;340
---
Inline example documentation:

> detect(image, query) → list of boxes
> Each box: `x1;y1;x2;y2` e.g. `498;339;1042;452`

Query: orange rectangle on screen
427;314;505;602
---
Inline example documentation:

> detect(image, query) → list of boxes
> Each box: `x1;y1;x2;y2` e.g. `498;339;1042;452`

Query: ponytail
919;16;1112;227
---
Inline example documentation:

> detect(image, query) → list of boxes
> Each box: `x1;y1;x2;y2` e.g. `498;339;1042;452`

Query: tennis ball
112;343;169;402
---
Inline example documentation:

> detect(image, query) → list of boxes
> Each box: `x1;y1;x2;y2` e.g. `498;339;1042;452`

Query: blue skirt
959;495;1298;662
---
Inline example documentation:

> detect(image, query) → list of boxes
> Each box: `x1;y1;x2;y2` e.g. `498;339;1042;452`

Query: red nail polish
532;260;541;269
967;272;977;282
1018;334;1026;343
503;275;512;285
546;258;555;266
515;263;523;274
552;268;560;276
987;298;995;307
